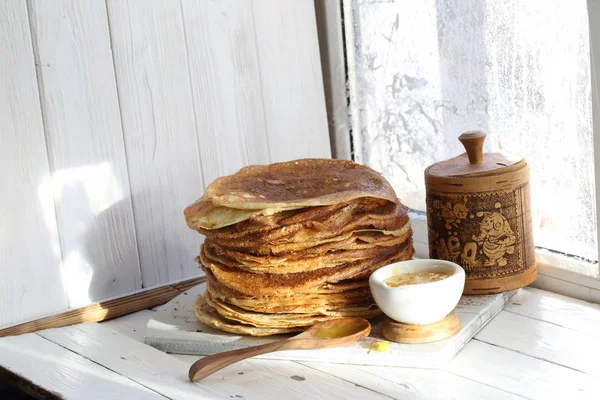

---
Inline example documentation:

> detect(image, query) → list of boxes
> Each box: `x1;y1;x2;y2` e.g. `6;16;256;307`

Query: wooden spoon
188;317;371;382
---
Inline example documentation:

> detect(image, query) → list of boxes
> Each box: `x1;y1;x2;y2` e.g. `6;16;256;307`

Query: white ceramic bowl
369;259;465;325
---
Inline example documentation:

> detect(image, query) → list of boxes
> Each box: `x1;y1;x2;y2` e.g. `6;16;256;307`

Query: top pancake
203;158;398;210
184;196;302;230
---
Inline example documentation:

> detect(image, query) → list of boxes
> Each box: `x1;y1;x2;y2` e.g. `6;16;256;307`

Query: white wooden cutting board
144;283;517;369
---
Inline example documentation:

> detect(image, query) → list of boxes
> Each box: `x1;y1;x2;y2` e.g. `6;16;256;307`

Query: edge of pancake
193;294;302;336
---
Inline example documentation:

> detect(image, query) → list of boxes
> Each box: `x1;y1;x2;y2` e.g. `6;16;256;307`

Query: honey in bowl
385;270;453;287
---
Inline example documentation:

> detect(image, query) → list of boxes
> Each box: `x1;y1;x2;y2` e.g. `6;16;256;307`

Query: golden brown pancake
198;197;396;238
202;159;398;210
203;237;411;275
196;197;407;241
200;241;413;296
204;268;372;298
204;291;380;328
202;204;410;256
194;295;302;336
184;196;303;230
205;270;376;310
203;225;412;272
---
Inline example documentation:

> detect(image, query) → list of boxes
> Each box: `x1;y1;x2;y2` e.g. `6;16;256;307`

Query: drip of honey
368;341;390;353
385;271;452;287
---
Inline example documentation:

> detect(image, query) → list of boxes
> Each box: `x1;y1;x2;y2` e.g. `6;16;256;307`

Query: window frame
315;0;600;302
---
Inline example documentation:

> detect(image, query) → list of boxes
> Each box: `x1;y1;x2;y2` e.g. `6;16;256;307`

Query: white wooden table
1;287;598;399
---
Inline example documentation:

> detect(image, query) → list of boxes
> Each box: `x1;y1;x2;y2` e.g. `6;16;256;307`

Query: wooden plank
300;361;520;400
252;0;331;161
105;0;206;287
102;309;157;343
532;271;600;305
172;354;391;399
0;0;67;328
181;0;270;185
38;323;296;399
476;311;600;376
448;340;600;399
27;0;141;306
505;287;600;337
0;276;204;338
0;333;165;399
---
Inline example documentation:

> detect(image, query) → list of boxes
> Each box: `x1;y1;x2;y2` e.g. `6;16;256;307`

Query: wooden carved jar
424;131;536;294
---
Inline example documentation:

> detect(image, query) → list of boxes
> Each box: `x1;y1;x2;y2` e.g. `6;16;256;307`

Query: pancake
203;225;412;273
193;295;302;336
196;198;408;243
204;291;380;328
205;270;375;313
202;158;398;210
204;208;410;256
204;267;371;297
184;196;302;230
203;236;411;275
198;197;396;238
200;241;413;296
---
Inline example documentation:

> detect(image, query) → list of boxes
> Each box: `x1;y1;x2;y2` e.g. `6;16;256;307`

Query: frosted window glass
351;0;597;260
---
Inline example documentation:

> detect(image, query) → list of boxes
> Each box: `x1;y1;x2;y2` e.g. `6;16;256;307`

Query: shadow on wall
39;162;141;308
82;197;141;303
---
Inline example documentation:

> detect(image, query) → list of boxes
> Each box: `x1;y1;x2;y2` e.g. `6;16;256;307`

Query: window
320;0;600;298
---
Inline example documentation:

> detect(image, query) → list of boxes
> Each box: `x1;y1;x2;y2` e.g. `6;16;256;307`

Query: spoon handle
188;339;292;382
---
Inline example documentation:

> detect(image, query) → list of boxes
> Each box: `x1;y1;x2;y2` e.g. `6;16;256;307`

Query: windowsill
409;211;600;303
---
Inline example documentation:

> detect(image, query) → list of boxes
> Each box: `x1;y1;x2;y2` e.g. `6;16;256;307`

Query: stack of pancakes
184;159;413;336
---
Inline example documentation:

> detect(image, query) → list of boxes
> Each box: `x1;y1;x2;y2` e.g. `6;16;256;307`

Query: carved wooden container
424;131;536;294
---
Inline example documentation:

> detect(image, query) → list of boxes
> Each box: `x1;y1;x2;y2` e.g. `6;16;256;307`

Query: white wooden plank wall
0;0;329;328
105;0;205;287
253;0;331;161
181;0;271;185
0;0;68;325
27;0;142;308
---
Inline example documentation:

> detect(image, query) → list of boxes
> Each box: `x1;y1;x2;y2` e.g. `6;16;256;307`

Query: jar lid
425;131;524;178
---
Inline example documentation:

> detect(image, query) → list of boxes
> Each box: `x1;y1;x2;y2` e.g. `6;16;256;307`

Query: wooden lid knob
458;131;486;165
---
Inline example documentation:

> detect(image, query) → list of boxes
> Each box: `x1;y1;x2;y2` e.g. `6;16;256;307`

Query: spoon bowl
188;317;371;382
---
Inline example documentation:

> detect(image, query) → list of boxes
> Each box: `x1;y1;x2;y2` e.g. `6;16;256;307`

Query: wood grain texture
301;361;520;399
174;354;391;399
38;323;255;399
532;269;600;305
252;0;331;162
106;0;204;287
449;340;600;399
102;309;157;342
0;276;204;338
28;0;141;306
105;313;397;399
505;287;600;337
0;333;165;399
0;0;67;327
476;311;600;376
382;312;461;344
181;0;271;185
